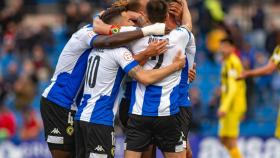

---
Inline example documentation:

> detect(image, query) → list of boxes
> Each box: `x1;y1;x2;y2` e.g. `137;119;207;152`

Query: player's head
220;38;235;58
146;0;169;23
100;6;134;27
164;0;182;29
128;0;149;14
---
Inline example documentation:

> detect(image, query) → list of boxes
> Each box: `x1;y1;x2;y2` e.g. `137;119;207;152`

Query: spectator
0;80;16;140
19;107;42;141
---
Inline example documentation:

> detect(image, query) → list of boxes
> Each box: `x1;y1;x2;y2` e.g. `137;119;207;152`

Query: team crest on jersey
124;52;133;61
88;31;95;38
66;126;74;136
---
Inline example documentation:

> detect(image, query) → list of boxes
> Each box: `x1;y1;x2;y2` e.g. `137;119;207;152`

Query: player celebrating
92;1;196;157
40;8;169;158
121;1;192;158
237;44;280;139
218;38;247;158
74;6;186;158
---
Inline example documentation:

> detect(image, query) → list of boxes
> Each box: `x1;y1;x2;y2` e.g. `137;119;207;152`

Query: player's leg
79;121;115;158
154;114;184;158
219;113;243;158
125;150;142;158
40;97;75;158
275;107;280;139
125;115;153;158
50;150;72;158
185;141;193;158
141;144;156;158
178;107;193;158
74;120;86;158
227;137;242;158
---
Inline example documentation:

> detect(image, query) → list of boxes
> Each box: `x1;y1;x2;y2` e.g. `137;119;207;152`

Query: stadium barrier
0;136;279;158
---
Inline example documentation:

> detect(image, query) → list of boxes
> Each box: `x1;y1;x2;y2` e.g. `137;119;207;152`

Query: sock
229;147;243;158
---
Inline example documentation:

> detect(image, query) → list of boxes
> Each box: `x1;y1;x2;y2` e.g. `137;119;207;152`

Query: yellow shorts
219;112;244;138
275;107;280;139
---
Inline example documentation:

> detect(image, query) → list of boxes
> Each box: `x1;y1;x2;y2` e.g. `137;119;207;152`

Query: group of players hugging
39;0;280;158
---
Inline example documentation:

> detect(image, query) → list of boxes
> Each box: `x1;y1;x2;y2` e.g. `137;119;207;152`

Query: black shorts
125;114;184;153
119;98;130;128
178;107;192;147
40;97;75;153
75;121;115;158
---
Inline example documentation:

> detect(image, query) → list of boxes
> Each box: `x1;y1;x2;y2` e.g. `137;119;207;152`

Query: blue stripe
75;94;91;120
47;48;92;109
142;85;162;116
178;47;192;107
86;24;93;28
169;85;180;114
90;68;125;126
123;60;139;73
129;81;137;113
90;35;99;47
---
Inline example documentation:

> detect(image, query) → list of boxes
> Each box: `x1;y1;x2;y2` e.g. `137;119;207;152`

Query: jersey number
86;56;100;88
151;54;164;69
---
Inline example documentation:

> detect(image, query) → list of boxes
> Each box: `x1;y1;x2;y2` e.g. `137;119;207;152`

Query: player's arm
133;40;168;66
238;61;277;79
92;23;166;48
128;51;185;85
180;0;192;31
188;63;196;83
187;33;197;82
237;46;280;80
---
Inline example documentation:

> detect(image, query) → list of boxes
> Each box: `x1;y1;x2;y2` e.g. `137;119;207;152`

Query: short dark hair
100;6;127;24
164;0;180;4
126;0;142;12
146;0;168;23
221;38;235;46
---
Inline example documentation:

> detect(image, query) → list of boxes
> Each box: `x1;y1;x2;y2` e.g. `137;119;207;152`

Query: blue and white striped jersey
178;31;196;107
121;26;190;116
42;24;97;110
75;47;138;126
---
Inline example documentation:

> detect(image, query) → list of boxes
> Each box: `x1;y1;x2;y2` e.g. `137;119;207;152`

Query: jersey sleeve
120;26;138;32
79;27;99;48
114;48;139;74
171;26;191;49
270;45;280;66
186;32;196;70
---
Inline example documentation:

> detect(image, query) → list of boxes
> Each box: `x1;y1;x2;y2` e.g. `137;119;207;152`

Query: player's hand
188;63;196;83
169;1;183;20
93;16;111;35
217;111;227;118
145;40;168;57
236;71;249;80
173;50;186;71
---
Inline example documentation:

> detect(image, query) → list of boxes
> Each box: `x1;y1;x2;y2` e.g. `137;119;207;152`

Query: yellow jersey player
238;45;280;139
218;38;247;158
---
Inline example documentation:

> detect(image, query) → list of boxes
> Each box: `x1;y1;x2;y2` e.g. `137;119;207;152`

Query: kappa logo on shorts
95;145;105;152
50;128;61;135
